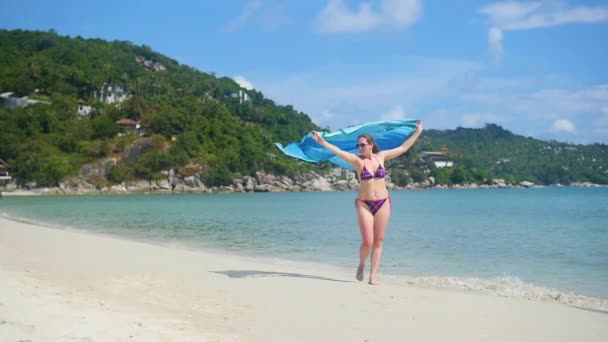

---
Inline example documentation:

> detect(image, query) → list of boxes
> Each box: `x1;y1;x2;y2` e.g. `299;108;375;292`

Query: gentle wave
390;274;608;312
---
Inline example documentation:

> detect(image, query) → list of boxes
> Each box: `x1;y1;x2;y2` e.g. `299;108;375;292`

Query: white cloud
223;0;263;32
223;0;291;31
508;5;608;30
380;0;422;28
552;119;576;133
234;75;254;90
315;0;380;33
479;1;608;30
314;109;335;126
488;27;503;64
315;0;422;33
380;105;408;120
478;1;608;62
478;1;542;28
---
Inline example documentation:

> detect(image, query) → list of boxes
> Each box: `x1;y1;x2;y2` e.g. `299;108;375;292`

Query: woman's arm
312;132;360;168
379;121;423;161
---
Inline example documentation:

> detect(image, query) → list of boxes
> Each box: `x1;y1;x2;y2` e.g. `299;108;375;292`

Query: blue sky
2;0;608;144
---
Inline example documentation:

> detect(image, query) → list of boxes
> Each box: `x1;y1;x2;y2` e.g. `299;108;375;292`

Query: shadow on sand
211;270;352;283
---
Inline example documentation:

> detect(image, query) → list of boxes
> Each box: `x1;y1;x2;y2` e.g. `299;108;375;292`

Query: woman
312;121;423;285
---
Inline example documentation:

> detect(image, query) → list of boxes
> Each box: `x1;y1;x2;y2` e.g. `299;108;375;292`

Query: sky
2;0;608;144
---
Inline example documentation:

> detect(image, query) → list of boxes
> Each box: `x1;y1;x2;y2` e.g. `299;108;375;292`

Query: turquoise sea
2;187;607;305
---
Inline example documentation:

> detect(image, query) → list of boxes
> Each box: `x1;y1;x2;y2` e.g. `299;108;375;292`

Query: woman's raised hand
416;120;423;134
312;131;324;144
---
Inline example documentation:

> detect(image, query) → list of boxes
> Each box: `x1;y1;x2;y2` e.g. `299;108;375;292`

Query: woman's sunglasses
356;143;369;149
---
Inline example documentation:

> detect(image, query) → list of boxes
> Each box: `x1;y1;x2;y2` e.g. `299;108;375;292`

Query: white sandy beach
1;216;607;341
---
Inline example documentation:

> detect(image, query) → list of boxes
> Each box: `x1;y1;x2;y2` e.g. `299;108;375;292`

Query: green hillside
0;29;319;187
410;124;608;185
1;29;606;188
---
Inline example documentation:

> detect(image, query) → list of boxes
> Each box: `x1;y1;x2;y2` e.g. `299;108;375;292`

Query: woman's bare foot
356;264;365;281
368;277;379;285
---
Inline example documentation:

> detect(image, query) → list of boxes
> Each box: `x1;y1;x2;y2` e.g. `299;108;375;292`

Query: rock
333;179;350;191
254;184;272;192
125;180;150;192
233;182;245;192
155;179;171;190
305;177;333;192
79;158;117;179
243;176;257;192
110;184;127;193
123;138;154;162
183;176;206;190
217;186;235;193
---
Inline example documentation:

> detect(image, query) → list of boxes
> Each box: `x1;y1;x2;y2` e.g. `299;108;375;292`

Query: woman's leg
369;200;391;285
356;201;374;281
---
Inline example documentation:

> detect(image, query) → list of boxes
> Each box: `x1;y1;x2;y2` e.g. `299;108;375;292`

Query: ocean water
1;187;607;307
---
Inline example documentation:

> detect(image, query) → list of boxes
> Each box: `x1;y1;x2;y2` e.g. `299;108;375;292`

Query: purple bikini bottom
355;196;391;216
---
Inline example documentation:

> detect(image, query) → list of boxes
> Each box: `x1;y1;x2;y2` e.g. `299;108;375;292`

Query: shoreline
2;182;606;197
3;213;607;312
1;216;608;341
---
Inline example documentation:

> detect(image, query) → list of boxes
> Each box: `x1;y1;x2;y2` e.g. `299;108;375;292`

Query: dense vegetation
0;29;319;187
388;124;608;186
1;29;607;188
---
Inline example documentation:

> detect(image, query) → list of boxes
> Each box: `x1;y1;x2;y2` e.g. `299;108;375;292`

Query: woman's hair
358;134;380;153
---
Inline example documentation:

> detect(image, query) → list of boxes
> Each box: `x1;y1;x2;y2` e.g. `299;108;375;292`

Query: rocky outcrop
135;56;166;72
519;181;535;188
79;158;118;179
1;163;578;196
123;138;155;162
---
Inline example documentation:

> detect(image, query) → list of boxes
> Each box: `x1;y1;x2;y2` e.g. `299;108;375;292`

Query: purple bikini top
360;156;386;180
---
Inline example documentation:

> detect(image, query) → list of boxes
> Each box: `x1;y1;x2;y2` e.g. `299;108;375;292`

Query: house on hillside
116;119;141;136
0;158;12;186
77;99;93;117
330;167;356;180
418;148;454;168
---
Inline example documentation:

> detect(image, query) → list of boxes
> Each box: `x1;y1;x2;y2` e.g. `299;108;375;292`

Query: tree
430;167;451;185
91;115;119;139
451;167;470;184
107;163;135;184
37;155;72;187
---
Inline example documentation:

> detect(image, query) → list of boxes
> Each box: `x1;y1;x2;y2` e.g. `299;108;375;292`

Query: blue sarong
274;119;419;170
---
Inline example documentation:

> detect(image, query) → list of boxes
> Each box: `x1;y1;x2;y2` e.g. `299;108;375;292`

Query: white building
77;99;93;117
418;150;454;168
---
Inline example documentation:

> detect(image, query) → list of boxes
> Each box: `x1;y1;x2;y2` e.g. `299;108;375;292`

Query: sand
1;216;607;341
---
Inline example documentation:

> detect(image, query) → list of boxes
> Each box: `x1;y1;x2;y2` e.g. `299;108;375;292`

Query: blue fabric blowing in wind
274;119;419;170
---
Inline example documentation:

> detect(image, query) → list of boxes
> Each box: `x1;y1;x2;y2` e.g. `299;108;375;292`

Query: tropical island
1;29;607;195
